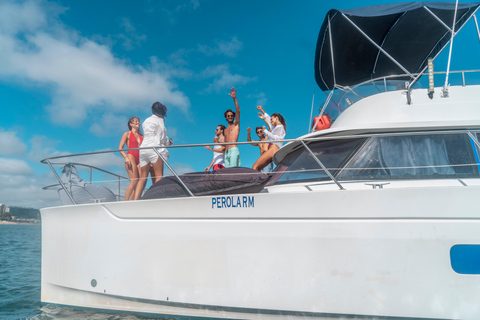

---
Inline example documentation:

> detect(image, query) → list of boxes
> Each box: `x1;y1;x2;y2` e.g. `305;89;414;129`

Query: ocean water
0;225;154;320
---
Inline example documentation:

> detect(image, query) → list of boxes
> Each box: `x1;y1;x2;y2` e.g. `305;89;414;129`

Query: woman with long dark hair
119;116;143;201
252;106;286;171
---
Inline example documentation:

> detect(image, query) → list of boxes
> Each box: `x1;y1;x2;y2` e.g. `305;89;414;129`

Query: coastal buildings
0;204;40;223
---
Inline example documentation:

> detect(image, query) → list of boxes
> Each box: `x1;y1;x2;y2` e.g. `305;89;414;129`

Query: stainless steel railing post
152;148;195;197
300;140;345;190
45;160;77;204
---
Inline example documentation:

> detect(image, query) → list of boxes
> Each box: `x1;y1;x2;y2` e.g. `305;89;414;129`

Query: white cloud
0;158;33;175
149;0;200;23
116;17;147;50
150;53;194;80
0;0;190;129
198;37;243;58
0;171;61;208
90;113;129;136
27;135;68;163
248;92;268;107
0;0;48;35
202;64;256;93
0;129;28;156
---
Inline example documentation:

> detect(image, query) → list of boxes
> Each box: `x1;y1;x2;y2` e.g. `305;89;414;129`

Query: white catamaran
41;2;480;319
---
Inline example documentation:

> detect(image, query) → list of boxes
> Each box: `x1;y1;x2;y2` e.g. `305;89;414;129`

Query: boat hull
41;185;480;319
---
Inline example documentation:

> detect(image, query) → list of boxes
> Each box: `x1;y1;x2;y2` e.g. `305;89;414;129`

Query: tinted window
339;133;479;180
269;138;366;185
269;133;479;186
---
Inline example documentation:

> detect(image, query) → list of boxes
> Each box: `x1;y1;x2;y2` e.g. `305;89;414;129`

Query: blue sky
1;0;479;209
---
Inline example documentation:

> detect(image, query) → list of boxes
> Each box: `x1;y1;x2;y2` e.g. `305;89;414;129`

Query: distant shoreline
0;220;40;225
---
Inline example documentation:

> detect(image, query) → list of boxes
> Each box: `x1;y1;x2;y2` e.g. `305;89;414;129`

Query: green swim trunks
225;147;241;168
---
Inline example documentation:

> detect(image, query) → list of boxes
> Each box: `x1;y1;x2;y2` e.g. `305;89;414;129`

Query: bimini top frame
314;2;480;100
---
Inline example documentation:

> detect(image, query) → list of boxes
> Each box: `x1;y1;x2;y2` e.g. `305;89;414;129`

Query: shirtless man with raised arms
223;87;241;167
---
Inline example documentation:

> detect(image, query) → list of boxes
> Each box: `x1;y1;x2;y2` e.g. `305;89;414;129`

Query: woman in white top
134;102;172;200
252;106;286;171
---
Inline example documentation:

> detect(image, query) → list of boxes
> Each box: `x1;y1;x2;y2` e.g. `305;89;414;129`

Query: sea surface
0;224;155;320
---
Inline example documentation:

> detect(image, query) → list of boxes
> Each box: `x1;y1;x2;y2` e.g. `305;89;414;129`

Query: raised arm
258;110;272;130
247;127;259;146
229;87;240;126
256;105;265;115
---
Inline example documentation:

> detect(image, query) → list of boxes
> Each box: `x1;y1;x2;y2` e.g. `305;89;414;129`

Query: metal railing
320;69;480;123
41;138;340;203
41;161;129;203
41;129;480;204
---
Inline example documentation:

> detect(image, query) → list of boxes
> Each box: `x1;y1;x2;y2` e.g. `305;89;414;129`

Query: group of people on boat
119;87;286;201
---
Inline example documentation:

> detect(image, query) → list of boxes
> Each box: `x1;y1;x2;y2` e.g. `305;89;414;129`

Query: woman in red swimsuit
119;116;143;201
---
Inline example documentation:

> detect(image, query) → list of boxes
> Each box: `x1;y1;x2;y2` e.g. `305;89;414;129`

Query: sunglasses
256;130;263;134
226;114;234;118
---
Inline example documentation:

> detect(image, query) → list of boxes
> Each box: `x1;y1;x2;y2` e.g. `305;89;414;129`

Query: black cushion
141;167;270;199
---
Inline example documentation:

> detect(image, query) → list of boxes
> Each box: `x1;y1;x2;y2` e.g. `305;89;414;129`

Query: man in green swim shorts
224;87;241;167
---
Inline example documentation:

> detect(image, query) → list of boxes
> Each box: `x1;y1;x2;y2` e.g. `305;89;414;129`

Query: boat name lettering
211;196;254;209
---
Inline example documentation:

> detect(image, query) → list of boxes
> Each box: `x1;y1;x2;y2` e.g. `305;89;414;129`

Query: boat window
470;132;480;171
338;133;479;180
322;80;422;121
269;133;479;186
268;138;366;185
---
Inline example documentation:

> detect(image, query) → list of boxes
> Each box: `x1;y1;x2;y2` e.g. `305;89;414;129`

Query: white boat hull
41;184;480;319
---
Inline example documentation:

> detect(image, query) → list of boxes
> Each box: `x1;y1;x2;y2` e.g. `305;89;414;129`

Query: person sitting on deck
252;106;286;172
247;125;273;173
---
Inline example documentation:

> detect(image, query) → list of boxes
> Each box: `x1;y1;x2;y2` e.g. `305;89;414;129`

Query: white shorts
139;148;169;167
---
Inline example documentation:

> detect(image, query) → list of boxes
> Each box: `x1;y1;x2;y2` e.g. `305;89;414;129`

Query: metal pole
118;177;121;201
342;13;414;79
407;65;429;104
468;132;480;149
474;15;480;43
152;148;195;197
300;140;345;190
312;90;334;132
424;7;454;32
309;86;315;133
328;15;337;87
45;160;77;204
443;0;459;97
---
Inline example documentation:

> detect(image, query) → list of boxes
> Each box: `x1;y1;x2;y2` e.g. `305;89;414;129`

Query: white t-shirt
139;115;170;166
213;145;225;166
263;113;286;148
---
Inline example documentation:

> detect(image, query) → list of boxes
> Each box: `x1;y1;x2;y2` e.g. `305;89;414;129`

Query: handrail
300;140;345;190
42;161;129;202
153;148;195;197
41;129;480;166
323;69;480;121
343;69;480;93
42;129;480;203
45;159;77;204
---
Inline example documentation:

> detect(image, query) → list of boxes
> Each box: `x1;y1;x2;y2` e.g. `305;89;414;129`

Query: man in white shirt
134;102;172;200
